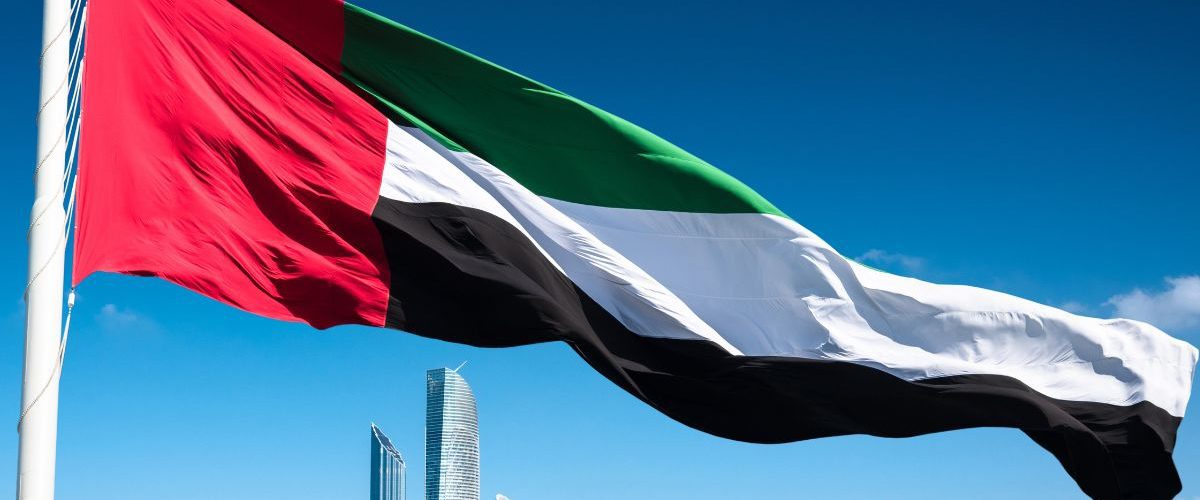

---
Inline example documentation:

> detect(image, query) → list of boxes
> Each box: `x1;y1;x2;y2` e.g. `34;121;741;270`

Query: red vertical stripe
76;0;390;328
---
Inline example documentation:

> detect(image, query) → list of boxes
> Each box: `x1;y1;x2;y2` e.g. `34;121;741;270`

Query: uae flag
76;0;1195;497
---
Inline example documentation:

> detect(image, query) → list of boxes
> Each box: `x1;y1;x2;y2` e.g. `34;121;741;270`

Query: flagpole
18;0;71;497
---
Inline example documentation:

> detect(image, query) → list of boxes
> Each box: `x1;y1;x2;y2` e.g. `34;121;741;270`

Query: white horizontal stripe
545;198;1198;416
378;121;1195;416
379;124;741;354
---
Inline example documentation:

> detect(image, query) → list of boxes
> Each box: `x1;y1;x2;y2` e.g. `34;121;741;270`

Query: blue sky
2;1;1198;498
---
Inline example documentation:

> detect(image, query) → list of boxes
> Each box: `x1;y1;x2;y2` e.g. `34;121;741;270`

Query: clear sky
2;1;1198;499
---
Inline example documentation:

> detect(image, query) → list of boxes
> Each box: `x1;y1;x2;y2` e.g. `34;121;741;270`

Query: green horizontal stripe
340;3;783;217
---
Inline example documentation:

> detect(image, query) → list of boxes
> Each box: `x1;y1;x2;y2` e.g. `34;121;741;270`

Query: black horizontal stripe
371;197;1182;500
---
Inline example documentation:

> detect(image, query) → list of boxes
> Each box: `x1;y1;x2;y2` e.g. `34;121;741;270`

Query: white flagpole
18;0;71;497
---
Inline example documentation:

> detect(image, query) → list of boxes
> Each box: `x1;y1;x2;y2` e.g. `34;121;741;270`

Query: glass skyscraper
425;367;480;500
371;423;406;500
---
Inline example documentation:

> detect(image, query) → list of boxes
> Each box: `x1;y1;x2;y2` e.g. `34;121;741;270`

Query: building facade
371;423;406;500
425;367;480;500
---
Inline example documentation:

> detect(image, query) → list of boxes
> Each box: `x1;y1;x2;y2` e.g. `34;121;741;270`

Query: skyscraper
371;423;406;500
425;367;480;500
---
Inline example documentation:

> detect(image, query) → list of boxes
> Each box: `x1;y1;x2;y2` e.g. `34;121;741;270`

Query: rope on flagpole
31;0;82;172
19;0;85;434
23;63;81;300
18;174;79;432
19;174;80;433
27;2;85;241
16;289;74;433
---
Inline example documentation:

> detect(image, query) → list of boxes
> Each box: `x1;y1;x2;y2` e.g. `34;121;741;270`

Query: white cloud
496;495;510;500
95;303;158;333
1106;276;1200;332
854;249;927;276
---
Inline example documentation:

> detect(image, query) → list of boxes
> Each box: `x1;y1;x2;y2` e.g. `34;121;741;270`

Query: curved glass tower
425;367;479;500
370;423;406;500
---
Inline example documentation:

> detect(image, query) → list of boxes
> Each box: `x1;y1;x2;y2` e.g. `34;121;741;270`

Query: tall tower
371;423;406;500
425;367;480;500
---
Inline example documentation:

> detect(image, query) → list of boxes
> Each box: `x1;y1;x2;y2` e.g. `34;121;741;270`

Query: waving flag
75;0;1196;497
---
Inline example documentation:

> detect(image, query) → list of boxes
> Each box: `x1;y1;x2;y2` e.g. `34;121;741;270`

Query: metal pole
18;0;71;497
